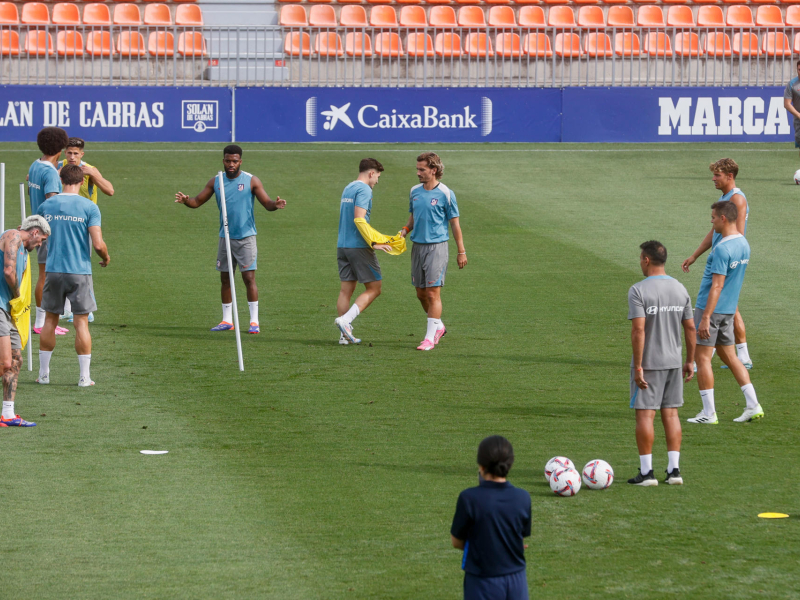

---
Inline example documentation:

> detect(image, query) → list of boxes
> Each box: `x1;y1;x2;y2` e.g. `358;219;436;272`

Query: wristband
401;227;410;233
458;252;466;255
635;367;643;371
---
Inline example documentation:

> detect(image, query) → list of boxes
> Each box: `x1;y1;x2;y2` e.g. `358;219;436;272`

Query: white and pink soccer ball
794;169;800;185
544;456;574;481
582;460;614;490
550;468;581;497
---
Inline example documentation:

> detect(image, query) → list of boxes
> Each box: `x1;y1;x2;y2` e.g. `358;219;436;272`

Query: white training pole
20;183;32;371
217;172;244;372
1;163;5;232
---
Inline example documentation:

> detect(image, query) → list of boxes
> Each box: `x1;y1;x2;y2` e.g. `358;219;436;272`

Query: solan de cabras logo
182;100;218;133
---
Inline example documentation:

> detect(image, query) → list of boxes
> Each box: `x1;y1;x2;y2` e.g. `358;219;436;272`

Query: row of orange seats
0;2;202;25
281;4;800;27
285;28;800;56
1;28;205;55
279;0;800;5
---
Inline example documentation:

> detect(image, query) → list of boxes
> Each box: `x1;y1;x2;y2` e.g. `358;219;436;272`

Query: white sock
248;301;259;325
736;343;751;364
35;307;45;329
78;354;91;380
700;389;716;416
711;347;717;358
425;318;442;342
39;349;52;378
639;454;653;474
63;298;72;315
436;319;445;332
1;401;14;419
667;451;680;472
343;303;360;326
222;303;232;323
741;383;758;409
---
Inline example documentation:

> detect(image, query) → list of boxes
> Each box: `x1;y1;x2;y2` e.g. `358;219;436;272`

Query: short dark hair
359;158;384;173
223;144;243;158
477;435;514;478
37;127;69;157
60;164;84;186
711;200;738;222
67;137;85;150
639;240;667;266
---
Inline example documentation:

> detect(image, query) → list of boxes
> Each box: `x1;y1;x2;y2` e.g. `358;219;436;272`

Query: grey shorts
630;367;684;410
411;241;448;288
36;238;48;264
42;273;97;315
337;247;382;283
0;308;21;350
694;307;735;347
217;236;257;272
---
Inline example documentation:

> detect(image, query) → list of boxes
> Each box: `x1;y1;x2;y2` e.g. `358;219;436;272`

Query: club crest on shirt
238;184;245;191
430;198;438;206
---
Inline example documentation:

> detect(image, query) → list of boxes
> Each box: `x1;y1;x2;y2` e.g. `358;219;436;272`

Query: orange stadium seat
430;6;458;27
144;4;172;26
368;0;394;5
704;32;732;56
465;32;492;56
662;0;688;5
117;31;146;56
606;6;634;28
113;4;141;25
519;6;546;28
548;6;576;27
667;6;694;27
405;32;434;56
755;6;783;26
489;6;517;27
602;0;629;5
584;32;612;55
697;6;724;27
543;0;570;5
693;0;720;4
21;3;49;25
426;0;453;5
763;31;791;54
86;30;114;56
25;30;53;55
56;29;83;56
307;0;332;3
458;7;486;27
178;31;206;56
280;6;308;27
485;0;512;5
309;5;337;27
578;6;605;28
524;32;552;56
1;30;20;55
434;32;462;56
674;31;701;56
793;32;800;53
396;0;422;5
574;0;599;5
83;4;111;26
512;0;541;5
644;32;671;55
400;6;427;27
456;0;483;6
370;6;398;27
148;31;174;56
495;32;521;56
344;32;372;56
732;31;759;55
785;0;800;5
751;0;778;4
637;6;665;27
52;3;80;25
113;1;140;3
374;32;403;56
0;2;19;25
173;0;199;3
340;6;367;27
787;5;800;26
175;4;203;26
614;32;640;55
338;0;365;4
284;32;310;56
315;32;343;56
721;0;749;4
554;32;582;56
726;6;754;26
632;0;658;4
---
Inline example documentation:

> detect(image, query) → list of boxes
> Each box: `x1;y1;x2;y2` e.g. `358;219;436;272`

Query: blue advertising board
0;86;232;142
562;87;793;143
235;87;562;143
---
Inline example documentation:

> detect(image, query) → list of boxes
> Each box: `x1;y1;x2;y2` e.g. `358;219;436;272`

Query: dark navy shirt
450;479;531;578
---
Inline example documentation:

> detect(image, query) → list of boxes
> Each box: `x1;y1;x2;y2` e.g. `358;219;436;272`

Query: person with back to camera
450;435;531;600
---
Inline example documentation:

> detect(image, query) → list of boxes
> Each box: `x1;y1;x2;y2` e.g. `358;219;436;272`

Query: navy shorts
464;570;528;600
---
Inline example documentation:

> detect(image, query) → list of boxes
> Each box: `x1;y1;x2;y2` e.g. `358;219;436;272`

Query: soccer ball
550;468;581;497
794;169;800;185
582;460;614;490
544;456;574;481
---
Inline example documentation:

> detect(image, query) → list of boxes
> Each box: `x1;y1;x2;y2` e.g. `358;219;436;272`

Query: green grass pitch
0;142;798;599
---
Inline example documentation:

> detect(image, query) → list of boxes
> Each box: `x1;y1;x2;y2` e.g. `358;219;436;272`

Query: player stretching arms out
682;159;752;370
175;145;286;334
0;217;50;427
399;153;467;351
36;165;110;387
27;127;69;336
687;202;763;425
627;241;695;487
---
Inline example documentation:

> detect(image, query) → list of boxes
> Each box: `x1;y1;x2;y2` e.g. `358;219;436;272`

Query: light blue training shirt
711;187;748;248
28;159;62;215
213;171;256;240
408;183;459;244
695;234;750;315
0;231;28;313
37;193;101;275
337;180;372;249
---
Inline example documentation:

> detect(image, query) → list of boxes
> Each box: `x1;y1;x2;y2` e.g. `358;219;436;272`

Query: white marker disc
140;450;169;455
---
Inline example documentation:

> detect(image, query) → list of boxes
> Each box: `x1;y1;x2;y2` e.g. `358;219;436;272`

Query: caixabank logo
182;100;218;133
304;96;493;138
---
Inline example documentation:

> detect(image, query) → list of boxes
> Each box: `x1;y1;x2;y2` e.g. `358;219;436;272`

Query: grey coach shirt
627;275;693;370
